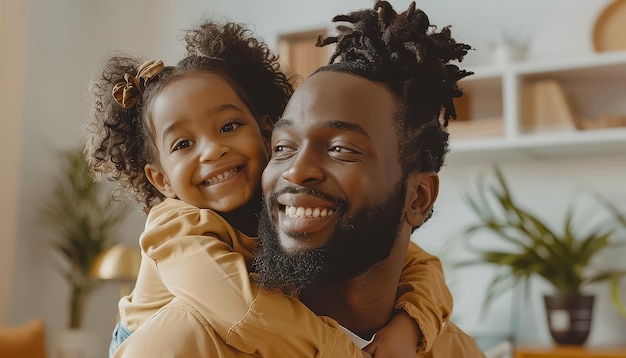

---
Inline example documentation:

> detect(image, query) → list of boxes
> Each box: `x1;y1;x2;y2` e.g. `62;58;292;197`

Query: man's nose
281;147;326;185
199;141;229;162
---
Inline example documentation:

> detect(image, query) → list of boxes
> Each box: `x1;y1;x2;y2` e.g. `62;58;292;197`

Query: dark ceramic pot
543;294;594;345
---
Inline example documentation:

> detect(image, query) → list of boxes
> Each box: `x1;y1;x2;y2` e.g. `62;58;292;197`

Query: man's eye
173;139;192;152
273;144;296;154
330;146;353;153
221;122;242;133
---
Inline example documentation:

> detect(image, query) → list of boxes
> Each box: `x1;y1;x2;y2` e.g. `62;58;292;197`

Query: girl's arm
365;241;452;356
143;200;365;357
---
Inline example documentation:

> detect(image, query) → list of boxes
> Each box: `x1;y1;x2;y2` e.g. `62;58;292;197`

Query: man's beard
254;179;406;292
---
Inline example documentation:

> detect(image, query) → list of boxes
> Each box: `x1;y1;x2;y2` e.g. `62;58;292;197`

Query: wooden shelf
450;51;626;160
515;345;626;358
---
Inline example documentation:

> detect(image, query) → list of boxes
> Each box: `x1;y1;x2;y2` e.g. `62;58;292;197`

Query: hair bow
112;59;164;109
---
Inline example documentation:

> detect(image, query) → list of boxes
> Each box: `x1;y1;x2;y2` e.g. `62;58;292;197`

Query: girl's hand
362;311;422;357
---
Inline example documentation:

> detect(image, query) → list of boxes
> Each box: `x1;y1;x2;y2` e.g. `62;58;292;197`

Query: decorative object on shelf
574;115;626;131
492;30;528;65
520;80;578;133
455;166;626;345
447;51;626;156
593;0;626;52
453;93;471;122
277;28;329;88
446;117;505;140
91;243;141;298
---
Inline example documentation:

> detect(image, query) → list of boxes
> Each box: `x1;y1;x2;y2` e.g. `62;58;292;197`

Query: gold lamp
91;244;141;298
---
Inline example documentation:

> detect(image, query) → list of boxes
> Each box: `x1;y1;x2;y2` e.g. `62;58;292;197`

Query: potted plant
593;191;626;318
39;147;129;330
456;166;626;345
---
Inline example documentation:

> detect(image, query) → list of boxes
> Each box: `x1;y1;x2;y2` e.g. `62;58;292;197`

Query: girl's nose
199;141;229;162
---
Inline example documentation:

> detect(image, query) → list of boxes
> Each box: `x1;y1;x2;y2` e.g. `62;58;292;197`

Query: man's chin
254;208;328;291
278;231;333;253
255;179;406;291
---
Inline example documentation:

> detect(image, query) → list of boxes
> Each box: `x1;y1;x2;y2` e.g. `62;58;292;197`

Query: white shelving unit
447;50;626;161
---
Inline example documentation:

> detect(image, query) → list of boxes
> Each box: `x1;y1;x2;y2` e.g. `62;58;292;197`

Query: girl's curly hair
315;0;473;174
85;20;294;213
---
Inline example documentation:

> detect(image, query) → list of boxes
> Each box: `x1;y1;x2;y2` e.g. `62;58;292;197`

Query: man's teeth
285;205;335;218
203;168;238;185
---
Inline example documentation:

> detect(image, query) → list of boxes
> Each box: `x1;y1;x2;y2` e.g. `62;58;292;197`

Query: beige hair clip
112;59;164;109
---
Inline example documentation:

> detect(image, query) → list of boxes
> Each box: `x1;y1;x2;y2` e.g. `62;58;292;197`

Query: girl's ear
145;164;176;198
404;172;439;227
258;115;274;155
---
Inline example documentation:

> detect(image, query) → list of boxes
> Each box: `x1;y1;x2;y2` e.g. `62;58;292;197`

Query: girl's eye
221;122;242;133
173;139;192;152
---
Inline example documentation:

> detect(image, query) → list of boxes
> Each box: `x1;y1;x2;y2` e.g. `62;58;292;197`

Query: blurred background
2;0;625;356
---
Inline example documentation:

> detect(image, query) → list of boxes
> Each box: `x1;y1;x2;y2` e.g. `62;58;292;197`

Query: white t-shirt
340;325;376;349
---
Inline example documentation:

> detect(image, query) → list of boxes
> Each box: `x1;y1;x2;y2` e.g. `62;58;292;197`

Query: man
254;1;485;356
114;2;483;357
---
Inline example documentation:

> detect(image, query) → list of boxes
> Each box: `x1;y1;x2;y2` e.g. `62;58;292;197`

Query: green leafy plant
591;191;626;317
40;147;129;329
457;166;626;317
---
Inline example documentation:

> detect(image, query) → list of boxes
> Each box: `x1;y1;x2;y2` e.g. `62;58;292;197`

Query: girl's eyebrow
213;103;245;114
162;121;184;147
160;103;245;143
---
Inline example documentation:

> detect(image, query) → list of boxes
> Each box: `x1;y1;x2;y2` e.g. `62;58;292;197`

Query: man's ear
145;164;176;198
404;172;439;227
259;115;274;155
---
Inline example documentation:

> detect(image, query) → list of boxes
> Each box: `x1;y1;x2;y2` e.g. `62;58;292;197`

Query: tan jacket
114;199;483;357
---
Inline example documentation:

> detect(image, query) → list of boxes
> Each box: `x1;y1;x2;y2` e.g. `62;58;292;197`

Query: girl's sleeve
142;202;364;357
394;240;453;352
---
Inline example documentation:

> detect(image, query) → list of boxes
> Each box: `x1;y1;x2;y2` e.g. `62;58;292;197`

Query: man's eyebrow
274;118;292;129
326;120;369;137
275;118;370;137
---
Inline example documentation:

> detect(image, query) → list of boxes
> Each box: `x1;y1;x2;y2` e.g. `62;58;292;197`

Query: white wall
0;0;29;325
7;0;625;354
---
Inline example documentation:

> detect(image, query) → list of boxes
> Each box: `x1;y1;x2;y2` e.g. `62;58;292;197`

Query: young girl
86;19;452;357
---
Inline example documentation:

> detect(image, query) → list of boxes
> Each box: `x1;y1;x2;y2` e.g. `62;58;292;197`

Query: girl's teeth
205;168;238;185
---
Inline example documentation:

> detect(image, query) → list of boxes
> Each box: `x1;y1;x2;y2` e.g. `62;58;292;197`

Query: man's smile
273;192;341;248
284;205;335;219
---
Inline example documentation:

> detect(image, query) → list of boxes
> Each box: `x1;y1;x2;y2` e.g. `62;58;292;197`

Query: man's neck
299;234;409;340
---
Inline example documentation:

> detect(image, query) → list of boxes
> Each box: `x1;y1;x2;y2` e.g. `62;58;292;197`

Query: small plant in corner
39;146;129;329
456;166;626;344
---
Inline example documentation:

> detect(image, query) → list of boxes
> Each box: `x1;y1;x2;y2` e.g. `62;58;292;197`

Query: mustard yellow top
114;198;483;357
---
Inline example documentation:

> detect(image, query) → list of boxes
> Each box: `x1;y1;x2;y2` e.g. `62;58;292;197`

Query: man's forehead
278;71;397;134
